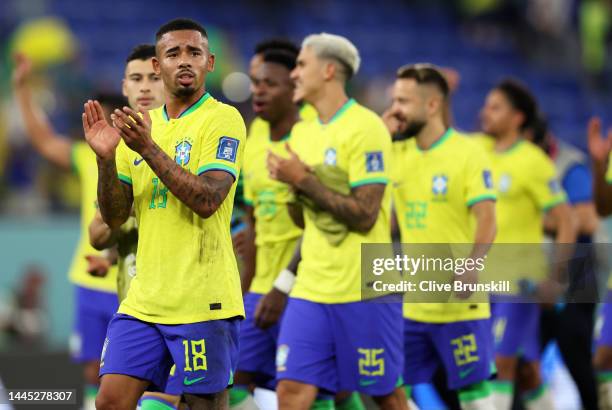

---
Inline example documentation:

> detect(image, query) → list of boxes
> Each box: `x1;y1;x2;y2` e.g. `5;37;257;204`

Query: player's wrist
273;269;296;294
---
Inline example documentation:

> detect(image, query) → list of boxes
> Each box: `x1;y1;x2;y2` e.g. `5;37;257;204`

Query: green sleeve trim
466;194;497;207
197;163;238;180
70;144;79;175
542;196;566;212
118;174;132;185
458;381;493;403
606;176;612;184
598;371;612;382
350;177;389;188
490;381;514;394
243;198;254;206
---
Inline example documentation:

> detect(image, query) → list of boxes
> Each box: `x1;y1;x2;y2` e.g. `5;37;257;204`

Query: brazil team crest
175;138;194;166
432;174;448;198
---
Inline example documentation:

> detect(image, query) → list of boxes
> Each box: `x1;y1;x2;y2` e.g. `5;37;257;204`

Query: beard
173;85;197;98
393;119;426;141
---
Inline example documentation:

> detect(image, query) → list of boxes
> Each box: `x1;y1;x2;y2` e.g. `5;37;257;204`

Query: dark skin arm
287;202;305;229
112;107;234;219
587;117;612;216
267;143;384;233
82;101;133;229
254;237;302;329
89;210;120;250
235;204;256;294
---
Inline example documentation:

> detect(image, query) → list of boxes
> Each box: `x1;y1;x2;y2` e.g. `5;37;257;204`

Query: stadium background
1;0;612;408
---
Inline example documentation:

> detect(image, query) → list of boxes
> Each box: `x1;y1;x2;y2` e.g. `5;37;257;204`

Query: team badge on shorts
175;139;193;166
366;151;384;172
276;344;289;372
216;137;239;163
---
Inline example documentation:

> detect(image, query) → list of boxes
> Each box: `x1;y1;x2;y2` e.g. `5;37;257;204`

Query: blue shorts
491;298;540;362
403;318;494;390
236;292;280;385
596;292;612;347
276;297;403;396
100;314;240;395
71;286;118;362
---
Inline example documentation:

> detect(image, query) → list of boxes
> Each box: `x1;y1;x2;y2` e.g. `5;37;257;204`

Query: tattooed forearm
295;174;385;232
97;158;133;229
142;143;233;218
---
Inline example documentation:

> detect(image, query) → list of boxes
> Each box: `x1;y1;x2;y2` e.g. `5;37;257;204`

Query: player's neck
494;132;521;152
311;85;349;124
416;120;447;150
165;88;207;119
269;109;300;141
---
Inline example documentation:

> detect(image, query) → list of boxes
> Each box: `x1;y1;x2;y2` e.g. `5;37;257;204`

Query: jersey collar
162;92;211;121
318;98;356;125
416;127;453;152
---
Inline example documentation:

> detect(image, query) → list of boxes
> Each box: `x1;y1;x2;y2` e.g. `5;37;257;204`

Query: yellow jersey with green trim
290;99;392;303
243;124;302;294
607;151;612;183
68;142;117;292
477;136;567;243
115;92;246;324
248;103;317;139
391;129;496;323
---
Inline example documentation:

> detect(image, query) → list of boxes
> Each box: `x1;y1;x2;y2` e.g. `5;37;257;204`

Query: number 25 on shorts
183;339;207;372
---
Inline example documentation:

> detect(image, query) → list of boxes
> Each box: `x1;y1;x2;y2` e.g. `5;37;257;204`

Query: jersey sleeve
527;154;567;211
196;107;246;181
347;119;391;188
116;140;132;185
562;164;593;204
465;144;497;207
70;141;89;176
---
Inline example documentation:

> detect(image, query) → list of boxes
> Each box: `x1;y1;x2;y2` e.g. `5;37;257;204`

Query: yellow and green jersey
116;216;138;303
69;142;117;292
477;136;567;243
116;92;246;324
242;124;303;294
248;103;317;139
290;99;392;303
391;129;496;323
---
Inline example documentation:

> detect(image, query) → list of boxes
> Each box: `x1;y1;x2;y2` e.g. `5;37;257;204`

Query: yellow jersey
243;125;302;294
391;129;496;323
69;142;117;292
290;99;392;303
477;136;566;243
116;92;246;324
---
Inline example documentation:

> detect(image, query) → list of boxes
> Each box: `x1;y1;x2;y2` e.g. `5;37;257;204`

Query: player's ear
323;61;336;81
207;53;215;72
152;57;161;76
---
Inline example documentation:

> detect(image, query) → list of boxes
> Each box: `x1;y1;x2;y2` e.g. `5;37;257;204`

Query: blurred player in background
479;79;574;410
386;64;497;410
85;18;245;410
10;47;162;408
587;116;612;409
526;115;600;410
230;46;303;410
267;32;407;410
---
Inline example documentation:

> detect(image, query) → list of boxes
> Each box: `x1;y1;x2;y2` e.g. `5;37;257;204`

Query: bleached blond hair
302;33;361;80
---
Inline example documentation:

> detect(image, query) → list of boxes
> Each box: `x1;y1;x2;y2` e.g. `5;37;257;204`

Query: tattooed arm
112;106;233;218
295;175;384;232
268;145;385;233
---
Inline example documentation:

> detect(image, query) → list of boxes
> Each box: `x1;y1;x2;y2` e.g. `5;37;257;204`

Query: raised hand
82;100;121;160
12;53;32;88
587;116;612;163
267;143;310;186
112;107;153;154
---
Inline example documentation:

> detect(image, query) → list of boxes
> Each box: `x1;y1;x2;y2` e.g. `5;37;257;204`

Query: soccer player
586;116;612;409
11;45;162;408
267;33;406;410
83;18;246;410
229;47;302;410
386;64;497;410
479;79;574;410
